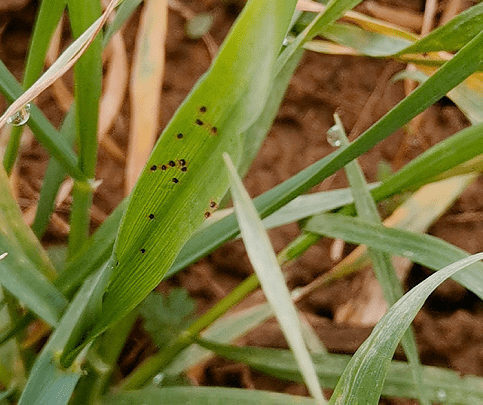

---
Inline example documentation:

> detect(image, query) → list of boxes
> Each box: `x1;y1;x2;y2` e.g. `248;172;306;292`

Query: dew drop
403;251;415;258
282;38;289;46
436;388;447;401
152;373;164;386
7;103;31;126
326;125;341;147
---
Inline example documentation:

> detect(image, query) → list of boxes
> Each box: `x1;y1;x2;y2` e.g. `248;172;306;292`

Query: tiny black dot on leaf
150;165;157;171
179;159;186;166
161;165;167;171
177;133;184;139
148;214;155;219
140;248;146;254
172;178;179;183
169;160;176;167
204;211;211;218
116;261;119;266
181;167;187;172
196;119;203;126
211;127;218;135
200;106;207;113
210;200;217;208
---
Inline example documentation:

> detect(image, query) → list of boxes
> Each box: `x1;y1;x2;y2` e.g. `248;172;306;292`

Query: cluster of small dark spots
200;106;207;113
150;165;157;171
172;178;179;184
140;248;146;254
211;127;218;135
195;119;204;126
148;214;155;220
169;160;176;167
204;211;211;218
161;165;167;171
177;133;184;139
179;159;186;166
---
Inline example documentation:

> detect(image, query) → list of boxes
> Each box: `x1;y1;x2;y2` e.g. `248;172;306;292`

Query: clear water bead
7;103;31;126
326;124;341;147
282;38;289;46
436;388;447;401
152;373;164;386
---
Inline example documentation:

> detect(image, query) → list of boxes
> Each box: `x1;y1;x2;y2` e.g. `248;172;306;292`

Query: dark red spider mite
204;211;211;218
140;248;146;254
148;214;155;220
199;106;207;113
172;178;179;184
177;133;184;139
169;160;176;167
210;200;217;208
161;165;167;171
211;126;218;135
150;165;157;171
179;159;186;166
195;119;203;126
181;167;187;172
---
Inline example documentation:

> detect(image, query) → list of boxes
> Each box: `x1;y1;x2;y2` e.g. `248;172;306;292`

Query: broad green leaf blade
77;0;298;348
327;252;483;404
305;213;483;301
224;153;325;405
198;340;483;404
18;264;112;405
103;386;316;405
54;200;126;297
336;118;428;405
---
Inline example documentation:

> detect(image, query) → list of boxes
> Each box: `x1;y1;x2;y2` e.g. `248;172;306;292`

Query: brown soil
2;1;483;404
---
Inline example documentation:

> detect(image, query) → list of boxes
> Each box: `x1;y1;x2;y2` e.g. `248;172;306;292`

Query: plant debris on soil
2;1;483;403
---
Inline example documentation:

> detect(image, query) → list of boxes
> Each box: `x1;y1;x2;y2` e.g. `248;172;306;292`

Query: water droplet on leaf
7;104;31;126
326;125;341;147
436;388;447;401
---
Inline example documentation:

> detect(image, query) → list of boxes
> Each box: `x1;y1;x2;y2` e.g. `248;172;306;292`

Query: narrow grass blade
0;0;119;130
3;0;66;173
0;61;83;180
335;117;428;404
224;153;325;404
305;213;483;301
0;166;66;325
17;263;112;405
199;340;483;404
103;0;143;47
327;252;483;404
103;386;316;405
67;0;103;254
62;0;298;359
